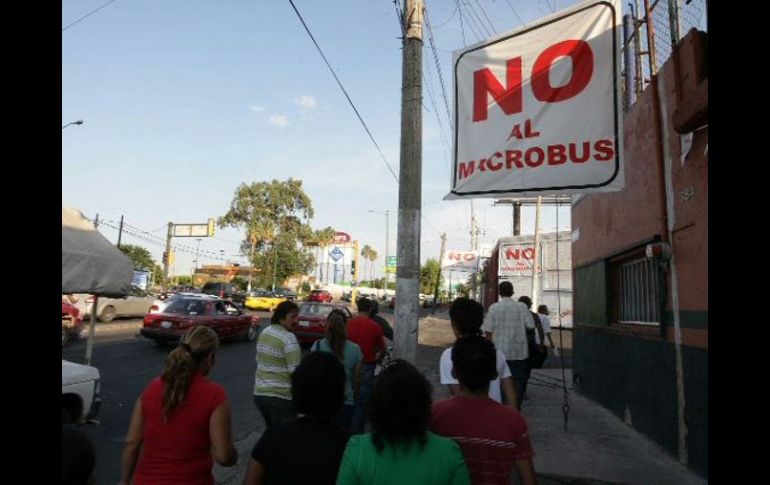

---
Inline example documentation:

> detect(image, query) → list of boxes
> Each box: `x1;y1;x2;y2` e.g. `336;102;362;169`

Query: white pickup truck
61;360;101;424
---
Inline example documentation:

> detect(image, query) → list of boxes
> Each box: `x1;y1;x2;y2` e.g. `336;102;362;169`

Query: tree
307;227;336;283
361;245;373;282
119;244;155;271
420;258;443;295
368;248;378;281
314;227;336;284
218;179;316;290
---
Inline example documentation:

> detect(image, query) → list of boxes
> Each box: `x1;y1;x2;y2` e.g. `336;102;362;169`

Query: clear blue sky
62;0;582;278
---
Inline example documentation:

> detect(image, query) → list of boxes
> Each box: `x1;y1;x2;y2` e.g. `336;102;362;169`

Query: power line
471;0;498;34
456;0;467;46
62;0;119;32
503;0;526;25
424;10;454;131
287;0;399;184
461;0;492;38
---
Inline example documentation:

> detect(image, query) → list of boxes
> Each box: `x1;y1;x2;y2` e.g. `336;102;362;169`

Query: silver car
77;286;156;322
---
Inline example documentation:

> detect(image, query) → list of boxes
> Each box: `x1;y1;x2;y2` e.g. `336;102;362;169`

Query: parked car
77;286;155;322
62;360;101;424
61;302;84;347
149;292;217;314
307;289;333;303
141;296;258;345
244;292;287;311
274;287;297;301
200;282;246;305
292;302;354;345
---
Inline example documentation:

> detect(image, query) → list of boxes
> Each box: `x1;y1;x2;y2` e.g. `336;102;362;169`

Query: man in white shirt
439;297;518;409
536;305;556;350
481;281;534;410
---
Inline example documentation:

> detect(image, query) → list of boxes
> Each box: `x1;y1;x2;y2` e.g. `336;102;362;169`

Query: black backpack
526;312;548;369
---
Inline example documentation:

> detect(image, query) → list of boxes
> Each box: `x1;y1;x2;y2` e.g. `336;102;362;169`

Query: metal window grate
618;257;660;324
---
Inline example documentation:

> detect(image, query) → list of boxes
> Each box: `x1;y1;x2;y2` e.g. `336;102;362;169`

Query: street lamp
62;119;84;130
368;209;390;294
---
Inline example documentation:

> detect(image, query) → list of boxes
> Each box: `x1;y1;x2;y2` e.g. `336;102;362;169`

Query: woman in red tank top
119;326;238;485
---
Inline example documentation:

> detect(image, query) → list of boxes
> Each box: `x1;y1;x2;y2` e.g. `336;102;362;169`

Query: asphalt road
62;311;272;485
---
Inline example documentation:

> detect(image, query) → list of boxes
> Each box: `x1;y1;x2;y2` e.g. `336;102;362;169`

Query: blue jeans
506;359;530;409
253;395;297;429
352;363;376;434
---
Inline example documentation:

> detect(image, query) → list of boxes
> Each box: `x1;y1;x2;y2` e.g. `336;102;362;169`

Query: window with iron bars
614;256;661;325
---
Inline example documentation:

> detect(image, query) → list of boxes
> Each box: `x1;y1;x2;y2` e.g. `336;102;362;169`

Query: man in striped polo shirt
253;301;302;428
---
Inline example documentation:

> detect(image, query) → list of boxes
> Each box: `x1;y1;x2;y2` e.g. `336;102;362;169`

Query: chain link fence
621;0;707;110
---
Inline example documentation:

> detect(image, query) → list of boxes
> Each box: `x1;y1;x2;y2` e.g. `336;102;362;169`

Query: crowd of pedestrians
66;285;549;484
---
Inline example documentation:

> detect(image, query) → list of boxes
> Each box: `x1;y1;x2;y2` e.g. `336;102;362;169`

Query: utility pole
385;210;390;292
513;201;521;236
432;233;446;314
162;222;172;293
116;214;124;248
247;231;256;292
531;197;542;309
469;201;483;300
394;0;423;364
352;240;360;304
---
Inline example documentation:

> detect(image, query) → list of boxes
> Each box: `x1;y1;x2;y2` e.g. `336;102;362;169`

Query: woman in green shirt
336;360;470;485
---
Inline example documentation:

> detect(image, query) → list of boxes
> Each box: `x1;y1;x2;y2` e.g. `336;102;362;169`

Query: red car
307;289;333;303
62;302;83;346
292;302;353;345
141;296;259;345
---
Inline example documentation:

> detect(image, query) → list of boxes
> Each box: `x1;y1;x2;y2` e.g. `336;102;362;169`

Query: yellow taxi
244;291;287;311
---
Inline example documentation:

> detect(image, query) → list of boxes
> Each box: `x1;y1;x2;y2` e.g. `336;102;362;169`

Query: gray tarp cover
62;207;133;297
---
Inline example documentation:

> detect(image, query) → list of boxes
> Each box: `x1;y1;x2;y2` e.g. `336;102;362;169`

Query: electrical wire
424;10;454;131
62;0;119;32
471;0;498;34
287;0;399;184
456;0;467;46
503;0;526;25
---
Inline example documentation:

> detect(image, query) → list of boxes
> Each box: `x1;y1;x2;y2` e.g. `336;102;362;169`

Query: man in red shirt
431;333;537;485
346;297;385;434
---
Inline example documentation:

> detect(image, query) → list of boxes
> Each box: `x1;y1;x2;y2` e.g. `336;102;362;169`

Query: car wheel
100;306;116;323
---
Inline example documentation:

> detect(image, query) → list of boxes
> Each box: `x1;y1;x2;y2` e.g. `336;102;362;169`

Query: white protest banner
442;250;479;273
498;243;542;276
447;0;623;199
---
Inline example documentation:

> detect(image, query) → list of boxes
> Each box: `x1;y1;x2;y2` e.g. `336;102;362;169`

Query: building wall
571;30;707;478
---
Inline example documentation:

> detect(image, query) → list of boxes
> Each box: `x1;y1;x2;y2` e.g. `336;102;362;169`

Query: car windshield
165;299;209;315
299;303;334;317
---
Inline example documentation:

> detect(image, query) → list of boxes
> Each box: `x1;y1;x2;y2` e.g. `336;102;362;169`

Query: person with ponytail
310;309;363;430
119;326;237;485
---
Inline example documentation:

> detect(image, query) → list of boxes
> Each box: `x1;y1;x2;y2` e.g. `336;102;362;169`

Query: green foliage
300;281;312;294
119;244;156;271
420;258;443;295
231;276;248;291
218;179;317;287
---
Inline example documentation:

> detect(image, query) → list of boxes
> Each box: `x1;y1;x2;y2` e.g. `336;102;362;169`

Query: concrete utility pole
531;197;542;309
162;222;173;293
384;210;390;291
116;214;124;249
394;0;423;364
432;233;446;314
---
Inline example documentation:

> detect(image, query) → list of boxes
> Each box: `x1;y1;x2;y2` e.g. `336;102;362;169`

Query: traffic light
351;260;356;276
162;251;169;265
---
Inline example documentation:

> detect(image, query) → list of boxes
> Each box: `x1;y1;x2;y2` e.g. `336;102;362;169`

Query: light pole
191;238;201;286
62;119;84;130
368;209;390;295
